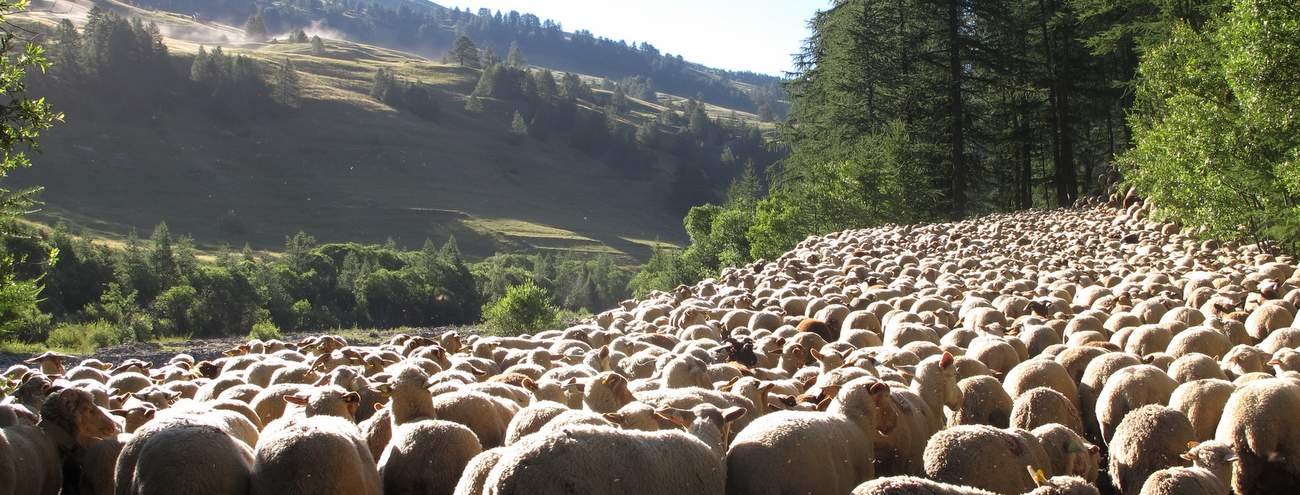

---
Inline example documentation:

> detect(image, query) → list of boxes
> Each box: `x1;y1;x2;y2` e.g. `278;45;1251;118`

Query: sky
447;1;829;76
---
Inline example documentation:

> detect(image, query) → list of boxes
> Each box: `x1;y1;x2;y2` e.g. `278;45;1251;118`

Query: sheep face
43;388;120;448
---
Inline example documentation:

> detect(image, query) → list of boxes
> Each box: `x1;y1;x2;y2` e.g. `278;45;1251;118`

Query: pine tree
450;36;480;67
190;46;215;84
244;13;268;42
464;95;484;113
50;19;81;79
310;35;325;55
506;41;526;68
272;58;301;108
509;111;528;142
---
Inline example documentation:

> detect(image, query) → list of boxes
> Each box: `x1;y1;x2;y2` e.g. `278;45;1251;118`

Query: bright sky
446;1;828;76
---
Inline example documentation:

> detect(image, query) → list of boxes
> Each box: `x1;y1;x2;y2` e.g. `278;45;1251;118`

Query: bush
1121;1;1300;253
481;281;557;336
45;320;130;353
248;321;283;341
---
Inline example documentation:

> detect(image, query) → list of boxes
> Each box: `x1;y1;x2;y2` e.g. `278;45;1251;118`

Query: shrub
248;320;283;341
1121;2;1300;253
45;320;130;353
481;281;557;336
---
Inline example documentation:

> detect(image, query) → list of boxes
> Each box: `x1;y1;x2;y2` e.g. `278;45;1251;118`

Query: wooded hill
9;0;786;261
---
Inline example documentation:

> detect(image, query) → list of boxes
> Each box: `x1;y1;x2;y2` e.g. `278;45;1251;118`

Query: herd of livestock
2;195;1299;495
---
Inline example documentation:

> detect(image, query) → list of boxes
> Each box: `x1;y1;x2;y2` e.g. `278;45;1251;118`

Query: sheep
1166;354;1228;383
1095;365;1177;444
1003;359;1079;409
1168;379;1235;441
950;375;1013;428
379;418;482;495
583;372;636;413
0;388;119;495
633;386;760;433
282;385;361;421
452;447;507;495
922;425;1050;495
76;433;130;495
428;390;519;448
852;474;1100;495
1031;423;1099;482
1138;440;1237;495
502;401;568;445
251;416;381;495
114;419;254;495
1011;388;1084;435
726;378;895;495
1213;378;1300;494
484;405;743;494
1106;404;1196;495
875;352;960;476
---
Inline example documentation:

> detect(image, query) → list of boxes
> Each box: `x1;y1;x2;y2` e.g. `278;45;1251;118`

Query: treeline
121;0;785;115
41;8;298;120
0;221;634;350
465;48;783;215
631;0;1300;292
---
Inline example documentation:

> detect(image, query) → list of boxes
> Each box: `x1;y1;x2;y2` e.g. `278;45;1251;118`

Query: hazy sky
447;1;828;76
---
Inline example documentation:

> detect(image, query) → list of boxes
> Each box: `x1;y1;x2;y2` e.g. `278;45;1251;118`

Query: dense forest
631;0;1300;293
116;0;787;115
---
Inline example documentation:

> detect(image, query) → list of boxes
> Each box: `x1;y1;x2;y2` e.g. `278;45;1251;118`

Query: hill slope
12;0;783;260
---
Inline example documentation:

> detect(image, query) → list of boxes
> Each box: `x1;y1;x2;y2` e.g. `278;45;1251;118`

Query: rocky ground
0;326;469;370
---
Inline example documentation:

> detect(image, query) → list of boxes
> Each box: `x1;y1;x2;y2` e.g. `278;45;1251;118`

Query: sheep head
41;388;119;449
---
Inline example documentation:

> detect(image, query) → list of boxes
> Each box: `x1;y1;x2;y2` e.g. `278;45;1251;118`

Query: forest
630;0;1300;291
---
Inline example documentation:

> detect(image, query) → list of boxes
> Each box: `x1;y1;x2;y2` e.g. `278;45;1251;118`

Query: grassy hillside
10;1;781;261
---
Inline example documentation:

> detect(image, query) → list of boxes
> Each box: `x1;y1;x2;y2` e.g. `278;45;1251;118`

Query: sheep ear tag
1027;467;1048;486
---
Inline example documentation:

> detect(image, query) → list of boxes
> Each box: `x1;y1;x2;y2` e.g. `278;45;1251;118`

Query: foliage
1120;0;1300;252
481;280;557;336
472;251;632;312
44;320;128;354
248;320;283;340
272;58;301;108
372;68;441;121
0;0;60;344
451;35;480;67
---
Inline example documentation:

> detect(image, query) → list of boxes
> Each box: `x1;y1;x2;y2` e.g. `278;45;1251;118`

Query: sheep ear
1187;440;1200;449
166;391;182;403
721;407;746;423
142;407;156;419
819;385;842;401
809;348;824;361
939;352;954;369
758;382;775;394
1223;453;1238;462
373;403;385;412
1180;452;1195;461
521;378;538;391
815;396;833;411
374;383;393;394
655;408;692;429
283;395;309;406
602;413;624;424
343;392;360;404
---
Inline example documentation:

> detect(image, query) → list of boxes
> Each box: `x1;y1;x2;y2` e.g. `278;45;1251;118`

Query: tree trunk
947;0;966;217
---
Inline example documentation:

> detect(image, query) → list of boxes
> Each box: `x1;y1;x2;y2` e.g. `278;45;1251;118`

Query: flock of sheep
2;194;1300;495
